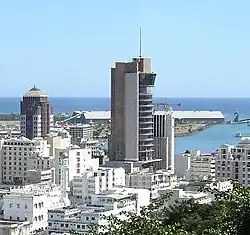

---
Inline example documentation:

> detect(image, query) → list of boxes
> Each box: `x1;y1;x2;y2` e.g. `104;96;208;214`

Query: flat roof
83;110;224;120
83;111;110;120
156;110;225;119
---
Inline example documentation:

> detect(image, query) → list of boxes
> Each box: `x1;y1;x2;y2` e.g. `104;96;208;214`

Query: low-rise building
215;138;250;186
159;188;212;205
174;153;191;178
46;131;71;157
65;124;93;145
0;220;31;235
54;145;99;188
185;150;216;181
81;139;99;157
0;137;54;185
48;187;150;234
72;167;125;203
125;169;177;198
1;183;70;233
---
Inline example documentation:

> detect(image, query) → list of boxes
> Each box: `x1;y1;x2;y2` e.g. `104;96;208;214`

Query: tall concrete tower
109;58;156;162
20;86;53;140
154;107;175;172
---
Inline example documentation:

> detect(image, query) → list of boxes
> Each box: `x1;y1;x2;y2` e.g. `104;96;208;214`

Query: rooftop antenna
139;27;142;58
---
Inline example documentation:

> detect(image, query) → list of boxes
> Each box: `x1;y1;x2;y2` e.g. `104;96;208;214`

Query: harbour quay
60;110;225;125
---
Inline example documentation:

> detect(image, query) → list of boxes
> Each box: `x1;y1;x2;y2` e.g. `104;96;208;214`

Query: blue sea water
0;97;250;153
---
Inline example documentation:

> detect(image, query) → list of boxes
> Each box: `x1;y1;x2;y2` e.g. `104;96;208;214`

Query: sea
1;97;250;154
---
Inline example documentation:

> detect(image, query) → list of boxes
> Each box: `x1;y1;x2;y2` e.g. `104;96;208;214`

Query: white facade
174;153;191;178
0;137;54;185
48;187;150;234
0;220;31;235
81;139;99;157
46;131;71;157
159;188;212;205
72;167;125;202
1;184;70;232
154;108;175;171
125;169;177;199
54;146;99;187
215;138;250;186
0;131;21;139
185;150;215;181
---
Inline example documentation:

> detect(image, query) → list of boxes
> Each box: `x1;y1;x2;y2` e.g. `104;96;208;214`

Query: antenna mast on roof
139;27;142;58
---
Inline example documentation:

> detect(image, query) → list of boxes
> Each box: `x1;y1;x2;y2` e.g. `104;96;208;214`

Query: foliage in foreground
72;181;250;235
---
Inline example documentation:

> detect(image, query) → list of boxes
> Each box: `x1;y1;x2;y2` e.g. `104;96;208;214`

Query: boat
235;132;243;138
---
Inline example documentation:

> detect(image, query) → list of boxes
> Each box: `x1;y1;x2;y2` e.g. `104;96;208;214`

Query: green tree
69;181;250;234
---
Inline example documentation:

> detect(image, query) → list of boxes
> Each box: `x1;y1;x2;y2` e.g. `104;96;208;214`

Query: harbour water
175;123;250;153
1;97;250;153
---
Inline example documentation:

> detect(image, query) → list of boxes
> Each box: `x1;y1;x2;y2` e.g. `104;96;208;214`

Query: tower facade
20;87;53;139
110;57;156;162
154;108;175;171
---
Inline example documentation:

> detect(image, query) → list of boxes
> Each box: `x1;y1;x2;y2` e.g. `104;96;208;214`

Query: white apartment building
154;108;175;171
125;169;177;198
65;124;93;145
72;167;125;202
48;187;150;235
159;188;212;205
0;137;54;185
174;153;191;178
215;138;250;186
0;130;21;139
46;131;71;157
81;139;99;157
0;220;31;235
185;150;215;181
54;146;99;187
1;183;70;233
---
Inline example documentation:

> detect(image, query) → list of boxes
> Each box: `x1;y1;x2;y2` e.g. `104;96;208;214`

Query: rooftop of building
237;137;250;145
179;190;209;199
83;111;111;120
6;183;64;196
128;169;174;176
77;110;225;120
155;110;225;119
66;123;92;128
97;187;148;199
23;86;48;98
49;205;108;215
0;220;31;228
220;138;250;148
3;136;46;145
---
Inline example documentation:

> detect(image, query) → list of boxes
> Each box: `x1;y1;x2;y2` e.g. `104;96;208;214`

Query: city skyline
1;0;250;97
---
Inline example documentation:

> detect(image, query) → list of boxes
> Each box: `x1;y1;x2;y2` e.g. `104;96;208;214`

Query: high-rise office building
109;57;156;162
154;108;175;172
20;86;53;140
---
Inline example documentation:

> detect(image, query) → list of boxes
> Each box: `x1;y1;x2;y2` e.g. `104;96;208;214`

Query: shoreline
175;123;212;137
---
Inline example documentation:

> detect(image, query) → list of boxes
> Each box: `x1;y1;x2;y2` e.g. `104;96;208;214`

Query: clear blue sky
0;0;250;97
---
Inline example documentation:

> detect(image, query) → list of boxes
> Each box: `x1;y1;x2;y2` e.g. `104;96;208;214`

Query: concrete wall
174;153;190;178
124;73;139;161
154;137;168;170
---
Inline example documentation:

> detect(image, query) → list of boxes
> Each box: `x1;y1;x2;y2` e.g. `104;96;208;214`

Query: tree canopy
72;181;250;235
